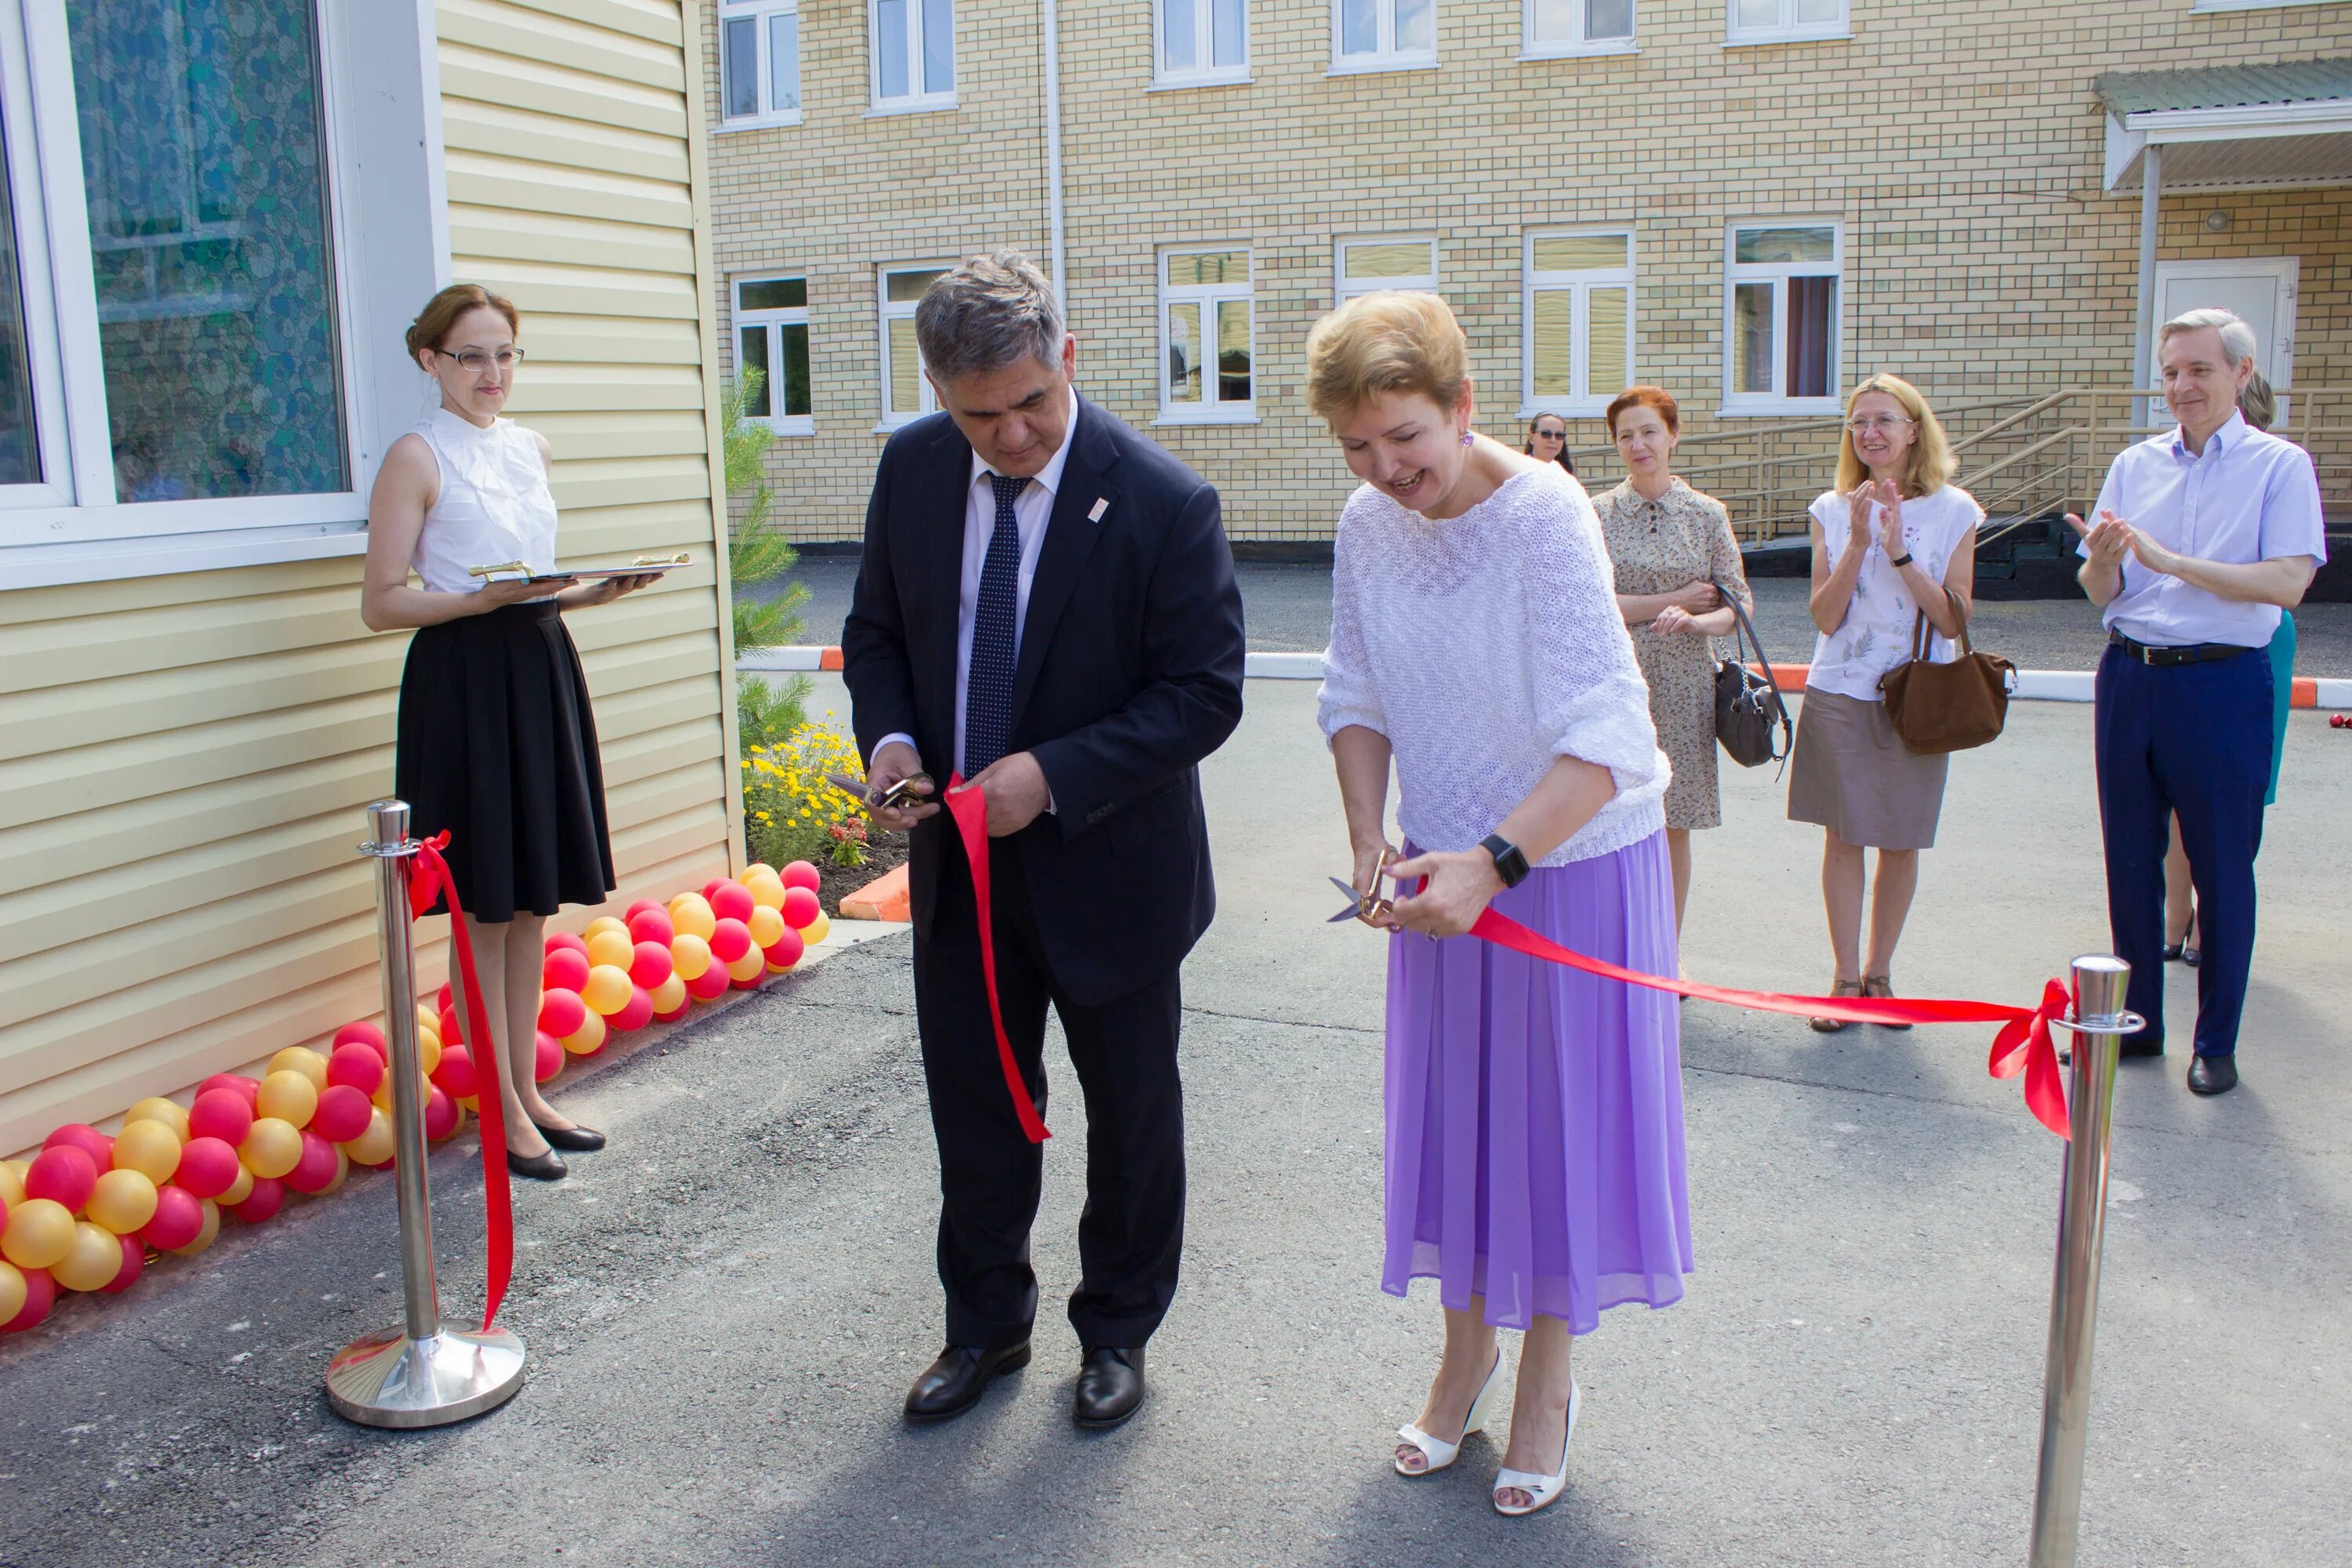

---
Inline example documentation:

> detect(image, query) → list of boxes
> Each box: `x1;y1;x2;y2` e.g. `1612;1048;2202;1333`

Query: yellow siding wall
0;0;737;1157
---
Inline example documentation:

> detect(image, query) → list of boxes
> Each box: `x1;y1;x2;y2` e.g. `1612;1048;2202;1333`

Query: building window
1337;237;1436;301
1158;248;1253;423
1724;222;1841;412
1332;0;1436;72
1157;0;1248;85
1524;0;1635;57
1523;230;1632;417
871;0;954;113
720;0;802;129
735;278;811;434
1725;0;1846;45
878;263;949;428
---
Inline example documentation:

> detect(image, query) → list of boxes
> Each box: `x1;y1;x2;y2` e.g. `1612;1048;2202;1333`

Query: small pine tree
723;368;811;746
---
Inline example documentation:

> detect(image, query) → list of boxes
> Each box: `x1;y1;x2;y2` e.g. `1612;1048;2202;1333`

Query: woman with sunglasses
360;283;661;1181
1788;374;1980;1029
1523;412;1576;476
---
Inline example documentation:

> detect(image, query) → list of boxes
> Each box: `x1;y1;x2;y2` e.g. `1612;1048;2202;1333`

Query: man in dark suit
841;251;1246;1429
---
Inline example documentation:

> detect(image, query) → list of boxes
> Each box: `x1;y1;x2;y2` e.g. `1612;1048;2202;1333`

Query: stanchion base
325;1325;526;1428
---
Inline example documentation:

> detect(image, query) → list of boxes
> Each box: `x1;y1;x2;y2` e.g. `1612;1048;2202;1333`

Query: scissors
1327;846;1403;927
822;769;935;815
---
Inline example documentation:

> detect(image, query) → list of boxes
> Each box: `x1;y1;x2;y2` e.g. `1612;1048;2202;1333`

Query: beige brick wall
706;0;2352;543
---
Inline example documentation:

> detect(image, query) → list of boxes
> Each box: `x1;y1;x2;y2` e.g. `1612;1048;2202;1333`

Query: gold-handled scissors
822;768;935;814
1327;847;1401;927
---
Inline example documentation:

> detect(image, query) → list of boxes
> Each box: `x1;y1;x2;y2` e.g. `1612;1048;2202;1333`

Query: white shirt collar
969;386;1081;500
2170;408;2247;462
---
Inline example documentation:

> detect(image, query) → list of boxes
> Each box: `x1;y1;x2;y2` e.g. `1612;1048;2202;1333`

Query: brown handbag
1877;586;2016;754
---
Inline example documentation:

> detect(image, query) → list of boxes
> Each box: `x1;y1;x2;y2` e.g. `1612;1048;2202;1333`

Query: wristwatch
1889;551;1915;568
1479;833;1530;889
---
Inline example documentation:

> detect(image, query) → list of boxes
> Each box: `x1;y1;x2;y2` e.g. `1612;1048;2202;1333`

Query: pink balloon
608;985;654;1033
539;989;588;1038
781;886;822;930
545;930;589;958
534;1031;564;1080
198;1073;263;1107
172;1138;241;1200
325;1044;386;1098
1;1267;56;1332
332;1020;387;1057
707;918;753;964
430;1044;478;1102
543;946;591;993
25;1146;98;1214
764;927;807;970
285;1131;339;1196
702;877;729;899
310;1084;372;1143
438;1006;464;1047
231;1176;286;1224
140;1185;205;1250
423;1085;459;1140
782;860;821;892
44;1123;113;1168
731;971;766;991
98;1232;143;1294
710;881;756;924
685;964;731;1002
625;898;665;921
628;940;674;990
652;996;691;1024
188;1087;255;1146
436;982;455;1016
626;908;675;947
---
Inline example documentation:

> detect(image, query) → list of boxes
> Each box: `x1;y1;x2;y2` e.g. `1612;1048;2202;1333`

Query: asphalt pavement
2;679;2347;1567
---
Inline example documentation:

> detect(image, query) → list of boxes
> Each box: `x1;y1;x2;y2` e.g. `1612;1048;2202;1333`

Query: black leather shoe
506;1147;568;1181
2187;1054;2238;1096
533;1120;606;1152
904;1341;1030;1424
2119;1033;2165;1059
1073;1346;1147;1430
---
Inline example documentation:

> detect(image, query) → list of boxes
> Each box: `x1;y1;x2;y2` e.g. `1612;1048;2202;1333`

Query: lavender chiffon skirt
1384;830;1692;1334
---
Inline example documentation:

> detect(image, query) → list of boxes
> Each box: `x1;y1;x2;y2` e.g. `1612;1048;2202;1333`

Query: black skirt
394;601;616;922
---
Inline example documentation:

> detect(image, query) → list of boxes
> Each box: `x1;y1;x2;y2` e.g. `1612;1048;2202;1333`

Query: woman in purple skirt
1307;292;1692;1518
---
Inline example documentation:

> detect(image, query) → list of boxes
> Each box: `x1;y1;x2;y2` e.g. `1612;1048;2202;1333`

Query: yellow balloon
416;1003;438;1037
2;1198;76;1270
111;1119;183;1184
239;1117;303;1180
169;1199;220;1257
0;1260;24;1324
86;1169;159;1235
744;861;776;880
372;1078;394;1112
418;1022;443;1057
0;1160;28;1210
668;892;717;941
801;913;832;948
268;1047;328;1091
561;1011;608;1055
416;1029;442;1076
670;931;712;981
586;927;636;970
583;916;629;941
581;964;633;1016
53;1221;124;1291
220;1162;255;1207
321;1147;350;1193
746;905;786;947
746;875;787;911
256;1069;318;1131
726;947;768;983
648;972;688;1013
346;1108;395;1167
125;1096;193;1142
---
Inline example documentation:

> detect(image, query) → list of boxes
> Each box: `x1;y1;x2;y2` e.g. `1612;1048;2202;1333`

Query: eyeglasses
1532;428;1566;441
1846;415;1915;436
440;347;526;374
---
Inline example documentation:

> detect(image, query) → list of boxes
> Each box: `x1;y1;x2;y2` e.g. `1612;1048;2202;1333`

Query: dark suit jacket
840;394;1247;1006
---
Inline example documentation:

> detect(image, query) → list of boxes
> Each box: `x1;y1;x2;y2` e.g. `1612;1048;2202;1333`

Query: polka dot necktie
964;472;1028;775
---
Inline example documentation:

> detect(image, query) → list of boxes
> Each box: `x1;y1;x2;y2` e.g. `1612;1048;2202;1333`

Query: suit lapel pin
1087;497;1109;524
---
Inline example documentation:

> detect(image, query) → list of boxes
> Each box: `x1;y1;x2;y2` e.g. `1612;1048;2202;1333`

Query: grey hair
2159;306;2259;369
913;250;1065;384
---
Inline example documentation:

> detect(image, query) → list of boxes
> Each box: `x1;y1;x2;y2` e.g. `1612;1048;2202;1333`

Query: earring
1461;431;1474;448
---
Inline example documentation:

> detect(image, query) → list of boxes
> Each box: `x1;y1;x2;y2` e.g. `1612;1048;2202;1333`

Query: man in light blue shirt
2070;307;2326;1096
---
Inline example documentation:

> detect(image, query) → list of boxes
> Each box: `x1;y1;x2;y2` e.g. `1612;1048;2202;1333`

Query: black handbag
1711;579;1792;770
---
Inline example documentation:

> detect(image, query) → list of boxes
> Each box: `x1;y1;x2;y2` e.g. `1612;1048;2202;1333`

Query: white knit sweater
1317;464;1670;867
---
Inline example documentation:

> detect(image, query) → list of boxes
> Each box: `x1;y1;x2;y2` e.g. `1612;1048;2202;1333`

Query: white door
2152;257;2298;386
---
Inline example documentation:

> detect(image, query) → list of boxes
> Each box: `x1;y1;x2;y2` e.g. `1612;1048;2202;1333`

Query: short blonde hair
1305;291;1469;422
1836;373;1958;499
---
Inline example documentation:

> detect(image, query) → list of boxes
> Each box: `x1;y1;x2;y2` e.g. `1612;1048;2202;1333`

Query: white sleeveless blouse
409;407;561;594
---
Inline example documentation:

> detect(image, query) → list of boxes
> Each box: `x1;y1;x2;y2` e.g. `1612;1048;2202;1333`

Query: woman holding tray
1311;291;1689;1519
360;283;660;1181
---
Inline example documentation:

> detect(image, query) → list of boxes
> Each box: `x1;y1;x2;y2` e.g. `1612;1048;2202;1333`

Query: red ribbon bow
945;778;1051;1145
407;831;517;1328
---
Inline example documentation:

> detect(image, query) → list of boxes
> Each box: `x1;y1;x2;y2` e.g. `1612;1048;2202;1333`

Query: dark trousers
2093;643;2273;1058
910;829;1186;1352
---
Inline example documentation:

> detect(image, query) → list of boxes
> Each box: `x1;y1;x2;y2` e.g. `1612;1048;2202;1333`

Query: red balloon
625;898;665;921
430;1044;477;1102
26;1146;98;1214
609;985;655;1033
545;930;589;958
539;988;588;1038
231;1176;286;1224
285;1131;339;1195
187;1087;255;1146
325;1044;386;1098
438;1007;463;1047
198;1073;263;1107
543;946;591;993
1;1266;56;1332
731;971;766;991
764;927;807;971
626;908;675;947
781;886;822;930
710;881;756;924
652;996;691;1024
534;1032;564;1081
707;918;753;964
423;1086;459;1141
685;964;731;1002
629;940;674;990
332;1020;387;1057
702;877;729;899
141;1185;205;1250
98;1232;143;1294
436;982;454;1016
172;1138;241;1200
310;1084;372;1143
782;860;821;892
44;1123;113;1168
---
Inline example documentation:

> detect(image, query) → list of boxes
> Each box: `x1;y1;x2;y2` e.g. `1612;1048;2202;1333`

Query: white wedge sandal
1492;1380;1580;1516
1392;1353;1504;1477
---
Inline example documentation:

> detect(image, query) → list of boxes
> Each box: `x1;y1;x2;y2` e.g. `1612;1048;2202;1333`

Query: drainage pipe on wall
2130;143;2162;430
1041;0;1069;310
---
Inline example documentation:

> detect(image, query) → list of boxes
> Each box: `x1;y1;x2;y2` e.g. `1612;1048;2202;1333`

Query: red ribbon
407;832;517;1329
944;777;1052;1145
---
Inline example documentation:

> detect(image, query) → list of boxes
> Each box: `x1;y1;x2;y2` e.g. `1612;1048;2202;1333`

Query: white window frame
1721;219;1842;416
1329;0;1437;75
1522;0;1637;60
1519;228;1634;419
717;0;803;131
1156;245;1255;426
1723;0;1848;46
2189;0;2351;10
1153;0;1250;88
877;260;951;432
868;0;955;115
0;0;446;589
733;276;812;436
1335;235;1437;302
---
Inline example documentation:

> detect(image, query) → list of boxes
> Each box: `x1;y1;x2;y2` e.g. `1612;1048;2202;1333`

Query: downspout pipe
2131;143;2162;429
1042;0;1068;311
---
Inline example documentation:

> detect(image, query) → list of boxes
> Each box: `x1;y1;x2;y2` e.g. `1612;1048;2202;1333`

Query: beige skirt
1785;688;1950;850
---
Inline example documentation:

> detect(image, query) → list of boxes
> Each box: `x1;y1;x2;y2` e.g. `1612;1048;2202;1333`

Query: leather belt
2107;630;2256;667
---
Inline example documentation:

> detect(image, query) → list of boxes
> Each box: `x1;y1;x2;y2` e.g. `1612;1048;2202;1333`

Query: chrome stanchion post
2027;955;2143;1567
326;800;525;1428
